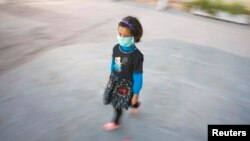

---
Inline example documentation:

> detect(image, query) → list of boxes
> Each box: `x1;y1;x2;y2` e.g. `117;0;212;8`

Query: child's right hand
131;95;139;106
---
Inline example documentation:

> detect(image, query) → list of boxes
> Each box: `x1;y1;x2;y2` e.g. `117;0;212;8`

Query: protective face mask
117;34;134;47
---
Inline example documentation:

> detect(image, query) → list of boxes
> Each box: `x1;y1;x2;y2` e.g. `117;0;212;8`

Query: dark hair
118;16;143;43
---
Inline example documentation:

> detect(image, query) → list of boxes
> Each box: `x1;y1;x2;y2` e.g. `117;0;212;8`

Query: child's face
118;26;133;38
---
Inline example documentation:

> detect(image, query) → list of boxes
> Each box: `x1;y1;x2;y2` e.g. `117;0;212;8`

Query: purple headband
121;20;135;31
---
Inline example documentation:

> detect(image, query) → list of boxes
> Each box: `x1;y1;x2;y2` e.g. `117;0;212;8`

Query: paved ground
0;0;250;141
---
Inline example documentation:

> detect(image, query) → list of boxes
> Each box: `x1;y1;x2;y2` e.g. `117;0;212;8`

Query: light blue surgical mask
117;34;134;47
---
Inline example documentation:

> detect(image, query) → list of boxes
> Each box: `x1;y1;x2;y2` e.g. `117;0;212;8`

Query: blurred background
0;0;250;141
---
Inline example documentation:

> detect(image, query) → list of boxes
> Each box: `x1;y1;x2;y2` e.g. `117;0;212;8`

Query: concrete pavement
0;0;250;141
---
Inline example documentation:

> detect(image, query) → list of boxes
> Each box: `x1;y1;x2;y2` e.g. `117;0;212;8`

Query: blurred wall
1;0;250;9
129;0;250;9
175;0;250;9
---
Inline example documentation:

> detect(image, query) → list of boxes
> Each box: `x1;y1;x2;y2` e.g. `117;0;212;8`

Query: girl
103;16;144;131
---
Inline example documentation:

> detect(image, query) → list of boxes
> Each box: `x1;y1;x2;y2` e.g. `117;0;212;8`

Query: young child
103;16;144;131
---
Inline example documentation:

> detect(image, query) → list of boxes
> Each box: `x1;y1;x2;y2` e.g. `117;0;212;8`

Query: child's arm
131;55;143;105
131;73;143;105
110;59;115;73
132;73;143;94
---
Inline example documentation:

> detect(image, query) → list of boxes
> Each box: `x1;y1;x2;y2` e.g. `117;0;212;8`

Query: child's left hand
131;95;139;106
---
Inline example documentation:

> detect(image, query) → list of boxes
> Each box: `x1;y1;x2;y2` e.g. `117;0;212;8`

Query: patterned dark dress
104;44;143;110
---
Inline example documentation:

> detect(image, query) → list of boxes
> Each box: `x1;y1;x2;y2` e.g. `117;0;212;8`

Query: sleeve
132;55;143;73
110;45;117;73
132;54;144;94
132;73;143;94
110;59;115;73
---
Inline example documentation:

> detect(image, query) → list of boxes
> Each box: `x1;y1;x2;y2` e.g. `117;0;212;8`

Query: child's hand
131;95;139;106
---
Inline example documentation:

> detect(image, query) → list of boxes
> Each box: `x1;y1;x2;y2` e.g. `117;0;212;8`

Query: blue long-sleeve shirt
110;45;143;94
